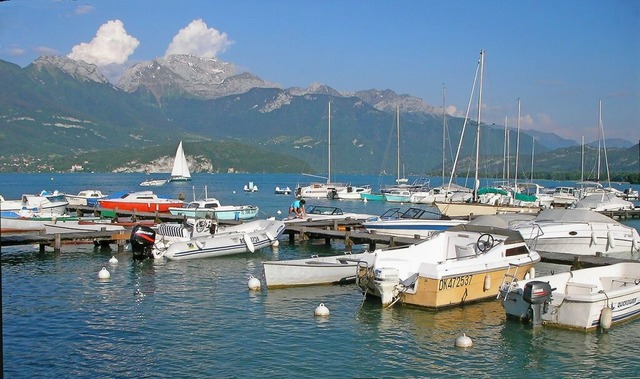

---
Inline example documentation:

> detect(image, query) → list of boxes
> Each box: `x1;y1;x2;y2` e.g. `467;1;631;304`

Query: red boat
98;191;184;213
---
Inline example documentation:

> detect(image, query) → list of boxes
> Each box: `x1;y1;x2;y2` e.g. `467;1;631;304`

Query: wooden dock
2;217;637;268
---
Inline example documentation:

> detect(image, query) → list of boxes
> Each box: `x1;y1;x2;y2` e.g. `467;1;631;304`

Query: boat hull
363;219;466;239
98;200;184;213
434;202;539;218
169;206;259;221
263;253;373;288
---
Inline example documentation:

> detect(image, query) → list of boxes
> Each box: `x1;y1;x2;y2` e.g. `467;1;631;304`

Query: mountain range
0;54;638;181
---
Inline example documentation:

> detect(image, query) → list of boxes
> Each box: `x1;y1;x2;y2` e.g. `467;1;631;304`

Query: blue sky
1;0;638;143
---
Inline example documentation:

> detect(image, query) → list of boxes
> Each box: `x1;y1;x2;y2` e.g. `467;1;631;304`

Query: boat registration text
438;275;473;291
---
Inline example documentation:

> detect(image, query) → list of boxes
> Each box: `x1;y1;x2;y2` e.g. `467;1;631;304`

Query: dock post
369;241;376;251
39;243;46;253
117;230;125;254
324;226;331;245
332;219;338;230
54;233;61;253
345;230;352;252
300;226;308;241
389;236;396;247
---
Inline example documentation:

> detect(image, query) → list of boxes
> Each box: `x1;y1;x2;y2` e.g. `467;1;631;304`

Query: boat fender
600;306;613;330
591;232;598;246
247;275;261;290
243;234;255;253
194;240;204;250
483;275;491;291
528;267;535;279
607;231;615;250
314;303;330;317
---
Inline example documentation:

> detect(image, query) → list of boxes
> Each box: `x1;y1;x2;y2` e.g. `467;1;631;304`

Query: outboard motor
130;225;156;260
523;280;553;326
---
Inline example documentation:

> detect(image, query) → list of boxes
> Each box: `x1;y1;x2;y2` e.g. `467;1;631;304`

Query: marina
1;172;639;378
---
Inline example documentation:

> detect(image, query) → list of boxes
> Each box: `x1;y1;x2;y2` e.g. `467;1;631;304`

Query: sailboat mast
597;101;601;182
502;115;507;182
599;99;611;187
328;102;331;184
442;84;447;186
473;49;485;202
530;137;535;182
515;98;521;188
581;135;585;182
396;105;401;183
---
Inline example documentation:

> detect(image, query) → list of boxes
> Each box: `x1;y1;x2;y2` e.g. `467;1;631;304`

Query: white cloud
8;46;25;56
165;19;233;58
35;46;60;56
75;5;94;15
68;20;139;66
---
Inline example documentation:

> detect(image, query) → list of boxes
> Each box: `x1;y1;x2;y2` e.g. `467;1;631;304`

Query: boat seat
565;281;598;295
455;244;477;259
600;276;640;291
157;223;189;239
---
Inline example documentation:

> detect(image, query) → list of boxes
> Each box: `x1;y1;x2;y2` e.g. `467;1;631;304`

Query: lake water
2;173;640;377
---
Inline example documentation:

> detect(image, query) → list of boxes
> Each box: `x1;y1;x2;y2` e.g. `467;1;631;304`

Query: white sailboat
295;102;348;198
168;141;191;182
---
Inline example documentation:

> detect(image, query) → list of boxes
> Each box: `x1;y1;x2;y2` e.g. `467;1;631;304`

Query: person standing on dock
288;199;306;219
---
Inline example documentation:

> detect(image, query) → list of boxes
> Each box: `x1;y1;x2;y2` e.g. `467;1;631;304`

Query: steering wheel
195;219;207;233
476;233;495;252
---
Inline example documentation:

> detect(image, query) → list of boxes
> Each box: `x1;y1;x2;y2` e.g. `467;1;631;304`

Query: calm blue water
2;173;640;377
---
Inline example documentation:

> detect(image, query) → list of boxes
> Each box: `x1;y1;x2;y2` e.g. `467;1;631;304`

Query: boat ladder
497;263;520;300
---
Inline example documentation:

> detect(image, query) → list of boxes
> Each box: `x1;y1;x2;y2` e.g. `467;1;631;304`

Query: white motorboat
498;262;640;331
274;186;292;195
168;198;259;221
328;185;372;200
552;186;579;207
363;207;466;238
262;252;374;288
283;205;376;223
1;191;68;216
130;219;285;261
410;185;473;205
356;222;540;309
244;182;259;192
65;189;107;206
574;192;635;212
0;210;99;233
510;208;640;257
140;179;167;187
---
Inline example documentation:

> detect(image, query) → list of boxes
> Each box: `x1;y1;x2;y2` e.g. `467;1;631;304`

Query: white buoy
455;333;473;348
98;267;111;280
277;210;282;215
314;303;330;317
600;306;613;330
271;239;280;247
233;190;236;194
109;256;118;265
363;198;368;203
243;234;255;253
483;275;491;291
607;231;615;250
247;275;261;290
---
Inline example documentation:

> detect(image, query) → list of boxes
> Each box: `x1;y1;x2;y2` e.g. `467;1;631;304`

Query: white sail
169;141;191;181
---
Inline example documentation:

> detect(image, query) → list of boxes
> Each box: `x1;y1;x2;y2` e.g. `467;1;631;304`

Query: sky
1;0;638;143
